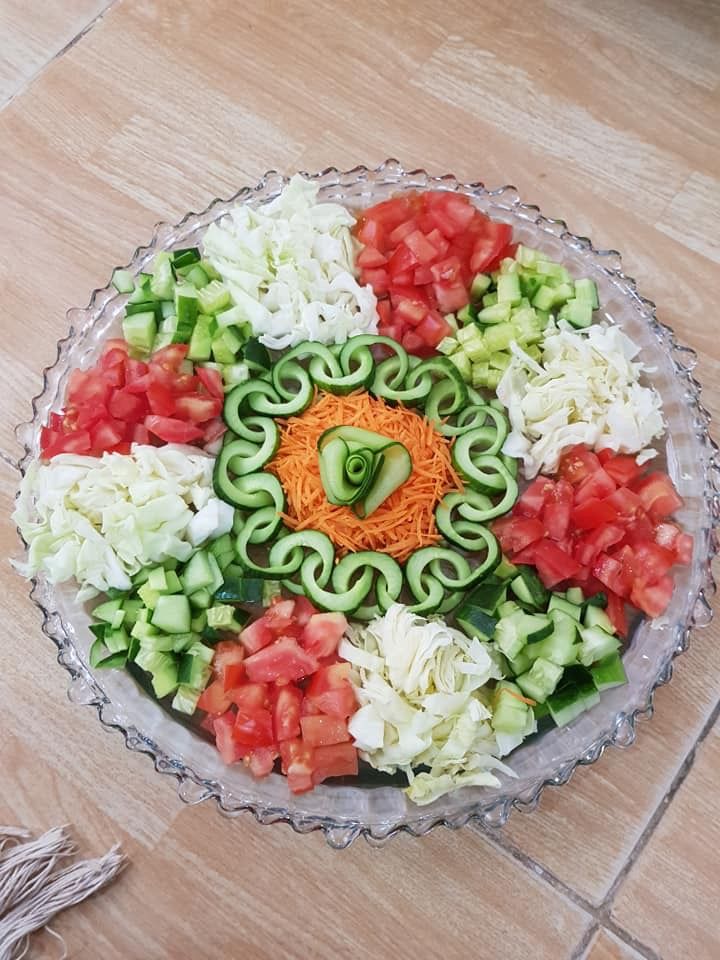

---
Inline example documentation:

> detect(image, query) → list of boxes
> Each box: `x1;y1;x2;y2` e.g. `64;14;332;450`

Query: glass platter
14;160;720;848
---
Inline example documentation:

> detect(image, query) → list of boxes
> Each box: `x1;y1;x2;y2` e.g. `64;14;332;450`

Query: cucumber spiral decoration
213;336;518;618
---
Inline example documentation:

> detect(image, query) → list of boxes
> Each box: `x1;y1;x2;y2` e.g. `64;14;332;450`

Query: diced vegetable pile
14;176;693;805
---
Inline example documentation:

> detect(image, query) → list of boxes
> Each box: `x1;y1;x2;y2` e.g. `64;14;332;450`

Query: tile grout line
569;920;599;960
0;0;120;112
477;691;720;957
598;692;720;909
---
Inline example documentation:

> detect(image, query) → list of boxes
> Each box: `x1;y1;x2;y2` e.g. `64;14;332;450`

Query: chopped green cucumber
470;273;492;300
565;587;584;605
151;595;191;634
455;604;497;641
111;269;135;294
516;657;563;703
122;311;157;355
492;681;532;734
590;653;627;691
511;566;549;611
547;594;582;621
578;625;621;667
583;604;616;634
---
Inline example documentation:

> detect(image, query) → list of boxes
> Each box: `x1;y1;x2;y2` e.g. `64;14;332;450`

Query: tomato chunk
243;638;319;684
272;684;303;742
300;715;351;747
301;612;348;659
311;743;359;785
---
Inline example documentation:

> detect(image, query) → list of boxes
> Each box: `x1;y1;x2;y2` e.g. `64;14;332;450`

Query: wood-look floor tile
0;0;110;104
37;808;591;960
611;723;720;960
583;928;646;960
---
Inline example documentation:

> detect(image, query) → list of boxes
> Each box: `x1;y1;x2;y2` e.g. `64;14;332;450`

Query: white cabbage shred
497;321;665;478
201;175;378;349
341;604;532;806
13;444;234;600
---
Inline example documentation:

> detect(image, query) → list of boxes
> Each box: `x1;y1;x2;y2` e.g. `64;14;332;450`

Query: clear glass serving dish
14;160;720;848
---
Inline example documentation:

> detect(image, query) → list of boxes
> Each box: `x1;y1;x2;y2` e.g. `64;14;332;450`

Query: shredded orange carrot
502;689;537;707
269;391;462;563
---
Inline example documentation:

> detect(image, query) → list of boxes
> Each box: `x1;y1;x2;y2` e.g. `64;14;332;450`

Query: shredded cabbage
202;175;378;349
13;444;234;600
341;604;524;806
497;321;665;478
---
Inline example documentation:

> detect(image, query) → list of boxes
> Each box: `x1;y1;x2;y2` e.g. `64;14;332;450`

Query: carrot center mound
269;391;462;563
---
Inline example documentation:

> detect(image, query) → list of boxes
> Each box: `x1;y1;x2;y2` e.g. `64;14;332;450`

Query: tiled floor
1;2;719;957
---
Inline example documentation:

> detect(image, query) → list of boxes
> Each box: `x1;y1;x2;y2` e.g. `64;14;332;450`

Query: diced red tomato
468;222;513;273
574;468;616;505
195;365;224;399
355;191;516;355
247;747;279;779
272;684;303;741
574;523;626;567
146;381;176;416
356;246;388;268
632;472;684;519
515;477;554;518
492;516;545;554
213;639;247;675
604;486;642;519
571;497;620;530
131;424;151;445
305;663;357;718
311;742;359;785
145;415;205;444
108;389;147;422
203;417;227;444
279;738;315;793
206;596;359;793
213;711;245;764
243;638;319;684
222;663;245;691
630;541;675;586
542;479;573;540
558;445;603;485
301;612;347;659
605;591;628;637
239;618;274;655
531;539;581;588
233;706;275;747
197;679;232;716
228;683;270;712
264;599;296;632
174;394;223;423
292;596;317;627
496;448;688;627
593;553;632;599
300;715;350;747
40;338;230;460
603;454;643;486
630;574;674;618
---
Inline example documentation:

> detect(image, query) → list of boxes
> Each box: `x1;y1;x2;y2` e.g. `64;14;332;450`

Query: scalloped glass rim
14;160;720;849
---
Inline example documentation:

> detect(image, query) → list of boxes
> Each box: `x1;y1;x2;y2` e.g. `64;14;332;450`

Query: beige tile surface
1;0;719;957
583;929;645;960
15;807;590;960
0;0;110;104
611;723;720;960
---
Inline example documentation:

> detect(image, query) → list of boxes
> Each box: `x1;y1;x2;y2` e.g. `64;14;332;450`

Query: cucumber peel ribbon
317;425;412;518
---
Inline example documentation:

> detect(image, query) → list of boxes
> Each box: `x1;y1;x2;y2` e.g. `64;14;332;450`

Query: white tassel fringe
0;826;125;960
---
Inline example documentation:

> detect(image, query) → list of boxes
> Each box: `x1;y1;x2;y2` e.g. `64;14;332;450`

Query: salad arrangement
14;175;693;806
